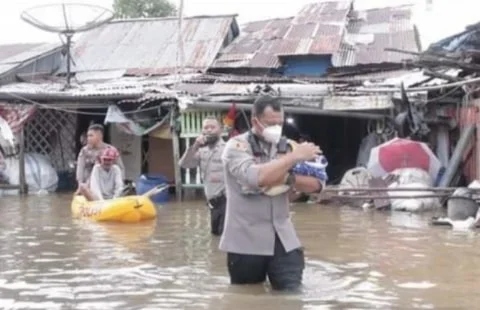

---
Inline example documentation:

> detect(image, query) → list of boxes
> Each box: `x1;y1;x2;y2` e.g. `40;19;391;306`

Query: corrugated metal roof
213;1;351;69
0;81;144;98
0;43;61;64
60;15;238;76
0;43;62;77
368;69;461;88
0;44;44;62
214;3;418;70
332;5;419;67
0;64;18;75
293;0;352;25
0;75;186;102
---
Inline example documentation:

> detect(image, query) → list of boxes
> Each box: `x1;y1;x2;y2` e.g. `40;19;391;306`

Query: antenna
21;3;114;88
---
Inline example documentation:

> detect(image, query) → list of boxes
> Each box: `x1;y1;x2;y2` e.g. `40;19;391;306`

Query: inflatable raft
71;195;157;223
71;185;167;223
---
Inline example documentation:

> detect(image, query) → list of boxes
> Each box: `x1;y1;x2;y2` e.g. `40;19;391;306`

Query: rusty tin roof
61;15;239;76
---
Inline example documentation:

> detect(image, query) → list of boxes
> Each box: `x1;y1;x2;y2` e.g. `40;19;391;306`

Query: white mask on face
262;124;283;144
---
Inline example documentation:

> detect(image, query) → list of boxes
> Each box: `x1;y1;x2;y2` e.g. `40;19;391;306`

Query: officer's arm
294;175;324;194
222;138;298;188
179;145;200;169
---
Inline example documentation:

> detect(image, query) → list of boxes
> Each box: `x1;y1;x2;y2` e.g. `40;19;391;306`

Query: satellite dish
21;3;114;88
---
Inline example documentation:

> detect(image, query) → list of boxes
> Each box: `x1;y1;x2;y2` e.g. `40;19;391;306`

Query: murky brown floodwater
1;195;480;309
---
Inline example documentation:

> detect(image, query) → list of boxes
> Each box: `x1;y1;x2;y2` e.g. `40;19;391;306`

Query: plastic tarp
0;153;58;195
104;105;170;136
0;114;17;157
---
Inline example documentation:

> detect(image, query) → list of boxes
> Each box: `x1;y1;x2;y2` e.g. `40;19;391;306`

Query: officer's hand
292;142;321;161
194;135;206;147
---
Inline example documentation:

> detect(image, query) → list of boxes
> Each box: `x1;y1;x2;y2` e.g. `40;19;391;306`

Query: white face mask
262;124;283;144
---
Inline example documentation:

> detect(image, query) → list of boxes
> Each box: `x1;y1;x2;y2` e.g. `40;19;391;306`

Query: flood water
1;194;480;309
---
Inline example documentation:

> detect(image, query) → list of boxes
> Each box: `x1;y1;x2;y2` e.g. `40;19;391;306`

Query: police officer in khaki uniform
179;116;227;236
220;95;323;291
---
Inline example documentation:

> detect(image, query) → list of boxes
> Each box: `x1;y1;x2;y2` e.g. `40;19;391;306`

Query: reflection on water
1;194;480;309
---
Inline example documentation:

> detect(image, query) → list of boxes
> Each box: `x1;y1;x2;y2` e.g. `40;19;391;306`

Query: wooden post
171;111;182;202
18;128;28;195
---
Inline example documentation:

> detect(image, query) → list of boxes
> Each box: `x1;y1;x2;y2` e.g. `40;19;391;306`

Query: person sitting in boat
76;124;125;185
76;147;124;201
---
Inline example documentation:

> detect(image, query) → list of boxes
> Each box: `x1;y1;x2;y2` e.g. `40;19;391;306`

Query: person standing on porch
179;116;227;236
76;124;125;185
220;95;323;291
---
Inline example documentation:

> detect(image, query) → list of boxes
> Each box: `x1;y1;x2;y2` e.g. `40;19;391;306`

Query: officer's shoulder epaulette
227;136;249;152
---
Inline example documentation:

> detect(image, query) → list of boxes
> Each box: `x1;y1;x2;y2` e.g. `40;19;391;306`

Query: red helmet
100;147;119;160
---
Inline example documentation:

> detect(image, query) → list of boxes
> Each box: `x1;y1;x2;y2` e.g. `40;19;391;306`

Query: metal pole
324;187;461;193
438;125;476;187
170;112;182;202
176;0;185;81
330;194;449;200
66;34;72;88
18;129;27;195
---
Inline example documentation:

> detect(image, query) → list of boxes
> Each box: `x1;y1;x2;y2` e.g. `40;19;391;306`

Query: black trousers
227;235;305;291
208;194;226;236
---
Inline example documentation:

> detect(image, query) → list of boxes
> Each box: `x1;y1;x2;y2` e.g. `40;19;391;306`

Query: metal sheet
214;1;417;70
0;43;62;77
0;43;44;62
332;5;419;67
75;70;126;82
1;43;61;65
59;15;238;75
213;1;350;69
323;95;393;110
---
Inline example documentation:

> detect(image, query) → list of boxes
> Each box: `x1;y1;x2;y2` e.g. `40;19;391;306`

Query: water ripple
0;196;477;309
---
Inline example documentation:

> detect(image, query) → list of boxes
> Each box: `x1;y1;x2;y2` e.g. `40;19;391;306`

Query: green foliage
113;0;177;18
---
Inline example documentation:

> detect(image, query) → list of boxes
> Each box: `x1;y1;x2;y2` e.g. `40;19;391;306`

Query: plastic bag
0;153;58;195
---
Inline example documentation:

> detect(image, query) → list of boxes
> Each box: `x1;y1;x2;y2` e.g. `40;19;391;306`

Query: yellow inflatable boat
71;185;167;223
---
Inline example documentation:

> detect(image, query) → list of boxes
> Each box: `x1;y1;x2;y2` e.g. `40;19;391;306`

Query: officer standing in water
220;95;324;291
179;116;227;236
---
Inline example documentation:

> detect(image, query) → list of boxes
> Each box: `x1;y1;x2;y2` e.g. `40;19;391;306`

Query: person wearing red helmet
77;146;124;201
76;124;125;185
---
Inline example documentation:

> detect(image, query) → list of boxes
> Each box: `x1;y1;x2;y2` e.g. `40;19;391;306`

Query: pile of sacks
338;167;441;212
386;168;441;212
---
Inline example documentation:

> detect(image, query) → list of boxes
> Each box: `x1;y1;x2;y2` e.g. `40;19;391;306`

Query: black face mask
204;134;219;145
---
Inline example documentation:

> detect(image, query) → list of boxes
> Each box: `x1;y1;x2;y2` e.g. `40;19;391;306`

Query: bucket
136;174;170;204
447;196;479;221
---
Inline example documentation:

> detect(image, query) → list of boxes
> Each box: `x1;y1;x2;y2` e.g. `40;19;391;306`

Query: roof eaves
110;14;238;24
